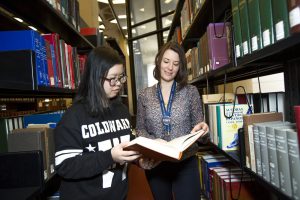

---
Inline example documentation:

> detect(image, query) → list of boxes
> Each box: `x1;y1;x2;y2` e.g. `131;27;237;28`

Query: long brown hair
153;41;188;90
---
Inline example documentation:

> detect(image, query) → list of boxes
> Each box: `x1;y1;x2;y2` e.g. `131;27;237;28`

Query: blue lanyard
157;81;176;135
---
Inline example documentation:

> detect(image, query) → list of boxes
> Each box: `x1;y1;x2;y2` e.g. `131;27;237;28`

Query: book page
168;129;205;151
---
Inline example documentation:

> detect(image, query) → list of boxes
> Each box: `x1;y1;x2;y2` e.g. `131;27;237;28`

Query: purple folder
206;23;231;70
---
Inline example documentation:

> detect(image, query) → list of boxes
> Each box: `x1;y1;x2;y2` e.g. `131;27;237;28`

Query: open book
124;130;206;161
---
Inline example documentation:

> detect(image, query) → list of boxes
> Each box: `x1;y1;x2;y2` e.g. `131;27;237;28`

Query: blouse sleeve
135;91;156;139
189;86;204;126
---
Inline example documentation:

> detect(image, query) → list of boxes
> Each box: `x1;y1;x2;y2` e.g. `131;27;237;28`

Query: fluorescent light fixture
28;26;37;31
13;17;23;23
99;24;105;29
118;15;126;19
112;0;125;4
110;19;117;23
122;26;127;29
140;8;145;12
97;0;109;3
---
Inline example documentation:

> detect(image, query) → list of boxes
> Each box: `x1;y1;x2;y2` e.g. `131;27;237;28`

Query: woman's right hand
111;142;141;165
138;157;161;170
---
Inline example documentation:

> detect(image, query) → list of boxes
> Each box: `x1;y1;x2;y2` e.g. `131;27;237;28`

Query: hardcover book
239;0;251;55
247;0;262;51
259;0;274;47
243;112;283;169
124;130;206;161
231;0;243;58
271;0;290;41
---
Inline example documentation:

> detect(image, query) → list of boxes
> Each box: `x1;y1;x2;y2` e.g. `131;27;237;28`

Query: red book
294;105;300;147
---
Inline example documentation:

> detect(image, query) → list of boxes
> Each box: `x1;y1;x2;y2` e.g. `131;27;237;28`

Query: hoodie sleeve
54;110;115;179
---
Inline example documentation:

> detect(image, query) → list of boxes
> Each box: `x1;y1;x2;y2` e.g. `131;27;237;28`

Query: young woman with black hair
54;46;140;200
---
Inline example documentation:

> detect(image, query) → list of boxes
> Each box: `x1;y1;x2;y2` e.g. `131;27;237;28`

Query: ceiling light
112;0;125;4
97;0;109;3
99;24;105;29
118;15;126;19
110;19;117;23
140;8;145;12
28;26;37;31
13;17;23;23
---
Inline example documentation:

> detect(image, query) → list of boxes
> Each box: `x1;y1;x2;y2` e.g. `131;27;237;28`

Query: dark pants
145;156;201;200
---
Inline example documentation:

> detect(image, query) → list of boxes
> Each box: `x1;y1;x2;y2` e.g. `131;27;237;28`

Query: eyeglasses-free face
103;74;127;87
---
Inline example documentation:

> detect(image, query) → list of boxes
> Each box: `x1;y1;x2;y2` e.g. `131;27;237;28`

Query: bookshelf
168;0;300;199
0;1;94;198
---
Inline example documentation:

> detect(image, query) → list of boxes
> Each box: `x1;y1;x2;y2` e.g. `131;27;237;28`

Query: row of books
186;22;231;81
232;0;300;58
197;151;261;200
0;30;87;90
243;114;300;199
0;111;64;153
0;98;71;118
45;0;80;32
180;0;204;39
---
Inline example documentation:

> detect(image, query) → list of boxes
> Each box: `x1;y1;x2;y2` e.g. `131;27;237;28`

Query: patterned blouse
136;83;204;142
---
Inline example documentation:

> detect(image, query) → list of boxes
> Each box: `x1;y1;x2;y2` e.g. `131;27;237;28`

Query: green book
239;0;251;55
231;0;243;58
271;0;290;41
0;119;8;152
259;0;274;47
247;0;262;51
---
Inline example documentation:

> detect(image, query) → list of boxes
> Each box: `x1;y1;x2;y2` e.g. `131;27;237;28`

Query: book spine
286;129;300;199
266;126;280;187
258;125;270;181
271;0;290;41
231;0;243;58
275;129;292;197
259;0;274;47
239;0;251;55
247;0;262;51
253;125;262;175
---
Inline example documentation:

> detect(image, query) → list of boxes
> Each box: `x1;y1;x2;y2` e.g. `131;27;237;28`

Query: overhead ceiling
97;1;127;39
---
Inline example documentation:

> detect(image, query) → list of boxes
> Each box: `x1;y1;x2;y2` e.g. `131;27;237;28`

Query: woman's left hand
191;122;209;134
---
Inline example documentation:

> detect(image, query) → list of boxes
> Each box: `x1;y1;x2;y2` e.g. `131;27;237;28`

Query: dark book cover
247;0;262;51
239;0;251;55
0;50;37;90
231;0;243;58
259;0;274;47
271;0;290;41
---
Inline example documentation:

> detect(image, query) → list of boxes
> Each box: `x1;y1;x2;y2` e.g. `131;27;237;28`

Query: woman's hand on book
138;157;161;170
111;142;141;165
191;122;209;134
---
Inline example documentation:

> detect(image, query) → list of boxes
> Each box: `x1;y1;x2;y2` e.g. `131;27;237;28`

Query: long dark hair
153;41;188;90
74;46;124;117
